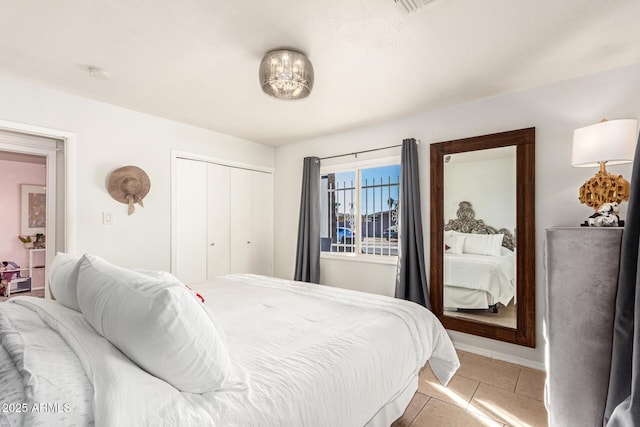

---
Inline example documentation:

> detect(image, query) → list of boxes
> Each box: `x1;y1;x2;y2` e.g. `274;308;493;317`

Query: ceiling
0;0;639;147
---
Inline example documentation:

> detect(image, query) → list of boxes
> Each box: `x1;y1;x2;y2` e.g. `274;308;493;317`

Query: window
321;163;400;257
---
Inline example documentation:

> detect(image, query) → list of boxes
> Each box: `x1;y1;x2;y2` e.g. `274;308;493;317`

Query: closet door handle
210;243;215;246
247;241;251;244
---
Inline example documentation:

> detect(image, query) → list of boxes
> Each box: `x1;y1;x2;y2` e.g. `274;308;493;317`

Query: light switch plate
102;211;113;225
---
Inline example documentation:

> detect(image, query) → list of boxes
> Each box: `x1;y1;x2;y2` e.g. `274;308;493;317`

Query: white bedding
0;300;95;427
191;274;459;426
0;273;459;427
444;252;515;307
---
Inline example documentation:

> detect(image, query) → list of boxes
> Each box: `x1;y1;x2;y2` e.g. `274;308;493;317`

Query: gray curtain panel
605;130;640;426
395;138;431;309
294;156;321;283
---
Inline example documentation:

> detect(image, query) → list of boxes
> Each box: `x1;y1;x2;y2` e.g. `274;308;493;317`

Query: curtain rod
319;139;419;161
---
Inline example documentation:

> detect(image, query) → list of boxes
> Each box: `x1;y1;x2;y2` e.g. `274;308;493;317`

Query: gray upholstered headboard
444;201;515;251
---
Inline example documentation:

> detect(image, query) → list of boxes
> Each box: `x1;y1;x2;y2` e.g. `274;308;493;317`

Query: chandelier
259;49;314;100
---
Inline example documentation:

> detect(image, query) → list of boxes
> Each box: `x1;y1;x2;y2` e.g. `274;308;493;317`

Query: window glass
321;164;399;257
360;165;400;256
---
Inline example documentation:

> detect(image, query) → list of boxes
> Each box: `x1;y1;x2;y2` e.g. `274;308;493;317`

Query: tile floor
393;350;548;427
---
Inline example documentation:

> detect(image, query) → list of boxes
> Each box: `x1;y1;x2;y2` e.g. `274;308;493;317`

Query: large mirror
430;128;535;347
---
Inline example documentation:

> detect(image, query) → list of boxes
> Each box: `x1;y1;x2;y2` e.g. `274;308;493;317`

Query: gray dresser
545;227;623;427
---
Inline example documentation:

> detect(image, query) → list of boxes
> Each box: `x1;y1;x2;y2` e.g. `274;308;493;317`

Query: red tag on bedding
184;284;205;303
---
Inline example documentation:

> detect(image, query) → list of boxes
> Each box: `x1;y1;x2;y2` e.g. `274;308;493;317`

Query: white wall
0;74;274;271
274;62;640;366
444;156;516;232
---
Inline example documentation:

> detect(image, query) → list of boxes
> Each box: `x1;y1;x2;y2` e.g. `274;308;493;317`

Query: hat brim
108;166;151;204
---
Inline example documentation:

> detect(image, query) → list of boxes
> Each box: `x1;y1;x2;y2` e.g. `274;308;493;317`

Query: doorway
0;120;76;300
0;150;47;300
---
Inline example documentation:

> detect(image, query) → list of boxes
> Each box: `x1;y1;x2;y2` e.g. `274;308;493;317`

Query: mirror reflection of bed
443;202;516;328
443;146;517;329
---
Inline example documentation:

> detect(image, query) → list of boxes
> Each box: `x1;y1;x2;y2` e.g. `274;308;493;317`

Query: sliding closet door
174;156;273;281
175;158;207;284
252;170;273;275
229;168;253;273
207;163;230;278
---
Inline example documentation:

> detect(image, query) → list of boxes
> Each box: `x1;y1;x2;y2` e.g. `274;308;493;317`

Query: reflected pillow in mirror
445;230;466;254
462;233;504;257
500;246;514;256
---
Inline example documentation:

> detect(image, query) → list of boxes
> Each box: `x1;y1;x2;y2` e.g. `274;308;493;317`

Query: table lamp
571;118;638;210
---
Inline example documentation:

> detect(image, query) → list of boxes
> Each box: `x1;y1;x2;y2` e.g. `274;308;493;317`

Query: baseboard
454;342;546;372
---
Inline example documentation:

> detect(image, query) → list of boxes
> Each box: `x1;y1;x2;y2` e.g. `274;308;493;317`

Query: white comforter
444;253;515;306
0;274;459;427
0;301;94;427
191;274;459;427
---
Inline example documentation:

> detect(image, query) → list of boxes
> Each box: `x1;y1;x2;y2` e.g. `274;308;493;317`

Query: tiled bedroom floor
393;350;548;427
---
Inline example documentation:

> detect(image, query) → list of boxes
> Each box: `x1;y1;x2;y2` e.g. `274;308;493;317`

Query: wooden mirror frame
429;128;536;347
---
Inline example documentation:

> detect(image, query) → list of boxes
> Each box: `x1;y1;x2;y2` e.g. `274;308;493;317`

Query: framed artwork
21;184;46;235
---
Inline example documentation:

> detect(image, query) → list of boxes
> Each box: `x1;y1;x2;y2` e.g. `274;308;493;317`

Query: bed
0;253;459;427
443;201;516;312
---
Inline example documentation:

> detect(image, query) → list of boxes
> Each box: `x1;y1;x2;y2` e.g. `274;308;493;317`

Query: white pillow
444;230;453;247
76;254;233;393
444;230;466;254
133;268;206;303
500;246;515;256
49;252;82;311
48;255;194;312
462;233;504;257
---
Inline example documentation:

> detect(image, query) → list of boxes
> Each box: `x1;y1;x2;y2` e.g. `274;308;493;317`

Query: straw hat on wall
108;166;150;215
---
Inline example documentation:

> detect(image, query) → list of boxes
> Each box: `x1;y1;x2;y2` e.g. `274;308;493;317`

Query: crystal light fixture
259;49;314;100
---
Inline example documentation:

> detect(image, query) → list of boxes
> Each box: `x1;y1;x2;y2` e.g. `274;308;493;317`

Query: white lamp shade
571;119;638;167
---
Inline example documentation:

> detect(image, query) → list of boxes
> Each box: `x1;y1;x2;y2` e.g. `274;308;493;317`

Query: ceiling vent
394;0;437;13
